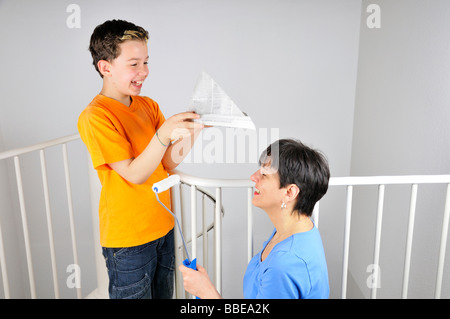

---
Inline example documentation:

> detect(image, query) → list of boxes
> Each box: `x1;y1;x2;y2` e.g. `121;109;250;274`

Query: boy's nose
140;65;149;77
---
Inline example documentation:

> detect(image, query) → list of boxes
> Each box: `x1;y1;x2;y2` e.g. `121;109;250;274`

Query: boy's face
103;39;149;102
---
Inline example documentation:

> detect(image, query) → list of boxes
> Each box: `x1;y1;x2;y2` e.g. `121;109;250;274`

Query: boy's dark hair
89;19;149;77
259;139;330;217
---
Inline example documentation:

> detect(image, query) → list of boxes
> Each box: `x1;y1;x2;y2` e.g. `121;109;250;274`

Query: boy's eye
130;62;148;67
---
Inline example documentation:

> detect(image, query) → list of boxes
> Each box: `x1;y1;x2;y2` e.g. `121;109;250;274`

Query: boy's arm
108;112;203;184
161;127;202;171
108;133;170;185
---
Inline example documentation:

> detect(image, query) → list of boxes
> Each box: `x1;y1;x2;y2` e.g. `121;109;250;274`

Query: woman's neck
268;208;313;242
261;209;313;261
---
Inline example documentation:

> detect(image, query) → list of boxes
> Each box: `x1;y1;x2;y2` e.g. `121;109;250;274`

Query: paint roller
152;175;199;284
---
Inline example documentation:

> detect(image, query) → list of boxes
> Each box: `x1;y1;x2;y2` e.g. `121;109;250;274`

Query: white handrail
176;170;450;191
0;134;80;160
174;171;253;188
330;175;450;186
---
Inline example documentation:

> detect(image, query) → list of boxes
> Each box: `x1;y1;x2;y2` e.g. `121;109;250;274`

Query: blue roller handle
183;257;197;270
183;258;200;299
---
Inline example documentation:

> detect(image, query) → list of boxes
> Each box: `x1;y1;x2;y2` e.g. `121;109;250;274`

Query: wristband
156;130;169;147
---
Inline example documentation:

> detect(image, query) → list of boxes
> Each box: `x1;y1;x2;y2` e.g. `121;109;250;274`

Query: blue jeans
102;229;175;299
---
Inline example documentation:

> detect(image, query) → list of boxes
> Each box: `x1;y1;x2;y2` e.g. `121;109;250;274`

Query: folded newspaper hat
188;71;256;130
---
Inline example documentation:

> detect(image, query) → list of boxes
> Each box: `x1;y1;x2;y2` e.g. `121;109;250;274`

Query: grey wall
349;0;450;298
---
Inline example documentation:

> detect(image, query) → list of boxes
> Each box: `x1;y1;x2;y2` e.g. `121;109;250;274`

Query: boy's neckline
98;94;137;111
98;89;133;106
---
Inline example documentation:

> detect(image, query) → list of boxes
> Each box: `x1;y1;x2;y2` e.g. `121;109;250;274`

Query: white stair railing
0;134;81;299
172;172;450;299
171;171;252;297
328;175;450;299
0;134;449;298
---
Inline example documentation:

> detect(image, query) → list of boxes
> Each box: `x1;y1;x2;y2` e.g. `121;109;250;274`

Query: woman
179;139;330;299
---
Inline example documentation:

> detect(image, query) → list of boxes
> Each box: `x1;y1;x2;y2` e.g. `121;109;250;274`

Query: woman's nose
250;170;260;183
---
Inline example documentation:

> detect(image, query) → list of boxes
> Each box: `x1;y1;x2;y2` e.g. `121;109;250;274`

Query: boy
78;19;203;299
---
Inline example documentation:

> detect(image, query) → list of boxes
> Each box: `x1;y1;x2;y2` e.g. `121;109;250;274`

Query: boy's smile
131;80;144;88
100;39;149;106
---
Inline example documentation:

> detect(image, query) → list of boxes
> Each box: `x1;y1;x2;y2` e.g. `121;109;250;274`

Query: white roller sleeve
152;175;180;193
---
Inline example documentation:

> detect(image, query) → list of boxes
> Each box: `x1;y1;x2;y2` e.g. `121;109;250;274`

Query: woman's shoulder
266;240;307;269
271;228;324;263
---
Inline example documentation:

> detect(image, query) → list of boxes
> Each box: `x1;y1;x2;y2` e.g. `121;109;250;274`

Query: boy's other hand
158;112;204;143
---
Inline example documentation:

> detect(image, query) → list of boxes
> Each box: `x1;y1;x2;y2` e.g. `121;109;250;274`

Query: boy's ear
97;60;112;77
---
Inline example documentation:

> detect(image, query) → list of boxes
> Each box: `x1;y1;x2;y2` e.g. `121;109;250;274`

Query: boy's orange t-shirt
77;94;174;248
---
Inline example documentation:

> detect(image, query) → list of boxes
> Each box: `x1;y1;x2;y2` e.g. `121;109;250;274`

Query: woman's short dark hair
259;139;330;217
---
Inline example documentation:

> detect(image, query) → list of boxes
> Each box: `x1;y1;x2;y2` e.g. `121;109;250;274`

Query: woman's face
250;164;283;210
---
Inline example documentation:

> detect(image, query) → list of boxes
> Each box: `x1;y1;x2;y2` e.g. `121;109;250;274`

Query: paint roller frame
152;175;197;269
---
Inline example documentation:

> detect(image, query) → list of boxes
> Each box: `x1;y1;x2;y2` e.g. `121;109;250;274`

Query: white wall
0;0;362;298
349;0;450;298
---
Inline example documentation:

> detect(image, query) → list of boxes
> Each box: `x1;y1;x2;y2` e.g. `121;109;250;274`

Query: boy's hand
178;263;222;299
158;112;204;144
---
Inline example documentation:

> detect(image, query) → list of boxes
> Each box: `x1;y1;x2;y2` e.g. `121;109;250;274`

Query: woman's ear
285;184;300;204
97;60;112;77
